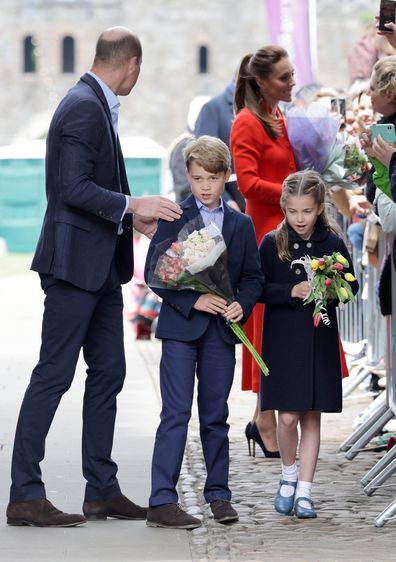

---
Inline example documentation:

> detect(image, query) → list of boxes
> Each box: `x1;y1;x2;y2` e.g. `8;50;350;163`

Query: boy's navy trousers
149;317;236;506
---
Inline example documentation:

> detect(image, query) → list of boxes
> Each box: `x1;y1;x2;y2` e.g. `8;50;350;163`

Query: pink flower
331;262;344;271
313;313;321;328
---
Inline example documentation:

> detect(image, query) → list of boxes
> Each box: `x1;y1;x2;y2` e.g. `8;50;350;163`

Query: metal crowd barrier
338;218;387;400
369;235;396;527
336;223;396;527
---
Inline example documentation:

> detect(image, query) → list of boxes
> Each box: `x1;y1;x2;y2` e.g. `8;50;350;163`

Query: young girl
259;170;358;519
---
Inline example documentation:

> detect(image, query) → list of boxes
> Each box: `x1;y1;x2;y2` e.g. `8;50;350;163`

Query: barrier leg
339;395;387;452
345;408;394;460
342;365;373;398
361;445;396;487
363;457;396;496
375;498;396;527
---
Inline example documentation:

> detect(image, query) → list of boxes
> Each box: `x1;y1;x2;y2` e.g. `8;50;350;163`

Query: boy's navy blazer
31;73;133;291
145;194;263;344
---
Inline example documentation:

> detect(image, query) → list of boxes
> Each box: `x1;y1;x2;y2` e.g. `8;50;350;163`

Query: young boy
144;136;263;529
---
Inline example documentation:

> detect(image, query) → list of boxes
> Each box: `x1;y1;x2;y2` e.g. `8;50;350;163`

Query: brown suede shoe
146;503;201;529
6;499;86;527
83;494;147;520
210;500;239;523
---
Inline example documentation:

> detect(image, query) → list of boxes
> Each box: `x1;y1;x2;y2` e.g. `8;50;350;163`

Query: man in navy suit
144;136;263;529
6;27;181;528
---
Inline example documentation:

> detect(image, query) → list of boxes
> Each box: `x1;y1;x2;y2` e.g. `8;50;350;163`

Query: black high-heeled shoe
250;422;280;458
245;422;253;456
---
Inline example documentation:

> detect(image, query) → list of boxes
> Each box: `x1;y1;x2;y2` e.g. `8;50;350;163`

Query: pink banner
265;0;314;89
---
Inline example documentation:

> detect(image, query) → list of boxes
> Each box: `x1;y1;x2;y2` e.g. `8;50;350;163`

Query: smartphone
371;123;396;143
379;0;396;32
330;97;346;118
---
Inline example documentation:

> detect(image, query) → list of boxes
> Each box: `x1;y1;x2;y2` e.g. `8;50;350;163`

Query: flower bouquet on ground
286;102;369;189
147;217;269;375
291;252;356;327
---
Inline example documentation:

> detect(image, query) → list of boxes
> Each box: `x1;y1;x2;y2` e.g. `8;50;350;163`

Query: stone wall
0;0;381;148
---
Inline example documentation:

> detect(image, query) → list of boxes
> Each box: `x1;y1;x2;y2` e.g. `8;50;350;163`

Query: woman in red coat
230;45;296;456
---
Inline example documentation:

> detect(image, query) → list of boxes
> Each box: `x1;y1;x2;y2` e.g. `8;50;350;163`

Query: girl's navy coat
259;223;358;413
144;194;263;344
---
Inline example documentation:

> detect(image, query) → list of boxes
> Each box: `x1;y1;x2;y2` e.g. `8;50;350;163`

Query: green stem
228;322;270;376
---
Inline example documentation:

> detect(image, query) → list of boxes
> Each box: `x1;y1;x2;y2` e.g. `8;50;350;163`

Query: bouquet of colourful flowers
286;102;369;189
147;217;269;375
291;252;357;327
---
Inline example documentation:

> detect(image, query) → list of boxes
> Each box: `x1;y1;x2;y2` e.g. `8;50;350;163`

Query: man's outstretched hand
128;196;182;221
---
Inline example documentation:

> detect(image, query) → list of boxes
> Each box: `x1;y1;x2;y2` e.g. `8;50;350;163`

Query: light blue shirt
88;71;128;230
87;71;120;135
194;196;224;232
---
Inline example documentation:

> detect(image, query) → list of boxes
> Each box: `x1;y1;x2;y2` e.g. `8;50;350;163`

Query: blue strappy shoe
274;480;297;514
294;497;317;519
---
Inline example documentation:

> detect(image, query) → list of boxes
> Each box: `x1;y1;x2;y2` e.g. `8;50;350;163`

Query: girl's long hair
275;170;340;261
234;45;288;140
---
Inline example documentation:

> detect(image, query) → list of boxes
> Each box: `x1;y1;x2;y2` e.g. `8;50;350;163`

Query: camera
330;97;346;118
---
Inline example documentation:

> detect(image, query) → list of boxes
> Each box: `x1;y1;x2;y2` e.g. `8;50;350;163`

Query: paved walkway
1;272;396;561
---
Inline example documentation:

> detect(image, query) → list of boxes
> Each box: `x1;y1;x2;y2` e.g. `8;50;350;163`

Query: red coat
230;106;296;392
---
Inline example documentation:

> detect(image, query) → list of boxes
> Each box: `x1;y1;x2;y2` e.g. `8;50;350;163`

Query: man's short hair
183;135;231;173
94;29;142;68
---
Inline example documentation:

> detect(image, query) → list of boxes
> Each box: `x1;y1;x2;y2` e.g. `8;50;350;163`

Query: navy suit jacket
145;195;263;344
32;73;133;291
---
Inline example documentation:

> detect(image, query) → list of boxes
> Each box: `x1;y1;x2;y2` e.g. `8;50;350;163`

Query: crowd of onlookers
127;20;396;342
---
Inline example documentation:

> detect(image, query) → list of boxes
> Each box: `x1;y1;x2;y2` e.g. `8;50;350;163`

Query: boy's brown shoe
83;494;147;520
210;500;239;523
6;499;86;527
146;503;201;529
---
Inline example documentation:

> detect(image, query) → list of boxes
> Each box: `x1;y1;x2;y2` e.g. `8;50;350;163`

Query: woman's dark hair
234;45;288;139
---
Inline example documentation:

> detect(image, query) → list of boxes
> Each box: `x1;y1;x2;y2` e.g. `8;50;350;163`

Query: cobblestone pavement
138;339;396;562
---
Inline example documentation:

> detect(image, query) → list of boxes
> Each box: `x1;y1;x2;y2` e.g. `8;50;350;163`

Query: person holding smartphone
377;0;396;48
361;55;396;203
379;20;396;48
369;130;396;202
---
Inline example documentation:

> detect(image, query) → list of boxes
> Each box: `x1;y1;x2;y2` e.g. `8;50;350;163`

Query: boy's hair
372;56;396;103
275;170;340;261
183;135;231;174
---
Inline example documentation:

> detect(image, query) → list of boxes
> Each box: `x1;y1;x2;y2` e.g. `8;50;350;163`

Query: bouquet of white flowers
147;216;269;375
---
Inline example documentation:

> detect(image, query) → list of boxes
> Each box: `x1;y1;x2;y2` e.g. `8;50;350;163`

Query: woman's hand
291;281;311;299
193;294;227;315
372;134;396;167
376;16;396;49
223;301;244;323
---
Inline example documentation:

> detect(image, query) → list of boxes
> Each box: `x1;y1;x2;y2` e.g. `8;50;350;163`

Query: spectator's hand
133;215;157;238
361;130;375;158
128;196;182;221
291;281;311;300
193;294;228;315
223;301;243;323
349;194;371;215
376;16;396;49
372;134;396;167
